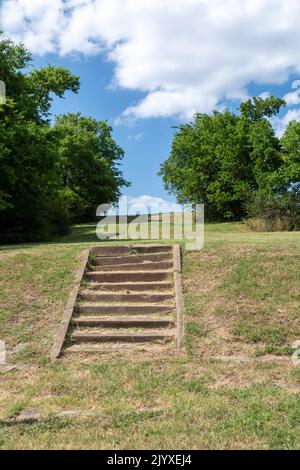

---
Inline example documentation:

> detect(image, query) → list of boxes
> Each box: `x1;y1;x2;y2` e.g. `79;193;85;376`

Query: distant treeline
0;35;129;243
160;97;300;230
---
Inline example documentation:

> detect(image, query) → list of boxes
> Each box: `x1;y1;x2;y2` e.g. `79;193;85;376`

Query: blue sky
2;0;300;206
29;53;300;204
29;53;180;203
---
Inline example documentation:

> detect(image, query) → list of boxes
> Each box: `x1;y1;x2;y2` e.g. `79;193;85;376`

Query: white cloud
128;133;144;141
271;108;300;137
101;195;183;215
283;80;300;105
2;0;300;118
259;91;271;99
127;195;182;213
271;80;300;136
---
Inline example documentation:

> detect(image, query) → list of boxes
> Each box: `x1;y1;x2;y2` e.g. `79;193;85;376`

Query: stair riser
64;344;172;354
87;282;173;291
86;272;170;282
80;293;174;302
77;305;172;314
72;319;174;328
93;254;173;265
92;262;173;272
70;334;173;343
91;246;172;256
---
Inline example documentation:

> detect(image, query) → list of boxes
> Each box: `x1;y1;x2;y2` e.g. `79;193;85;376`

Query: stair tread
93;244;172;251
77;306;173;316
93;261;173;271
87;269;173;274
92;247;173;258
89;282;172;287
71;330;174;337
78;302;173;307
94;253;172;263
72;315;174;325
64;343;174;354
95;261;172;266
81;290;173;295
86;273;171;282
79;292;174;303
89;281;172;284
69;330;174;344
95;258;172;262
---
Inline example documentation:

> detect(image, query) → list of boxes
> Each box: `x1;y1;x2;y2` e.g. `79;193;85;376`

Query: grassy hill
1;222;300;449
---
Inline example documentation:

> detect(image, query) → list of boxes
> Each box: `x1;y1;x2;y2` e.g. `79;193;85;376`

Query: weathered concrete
72;316;174;328
50;249;90;361
86;270;171;282
51;244;184;357
173;245;185;351
70;331;174;343
77;303;172;315
80;291;174;303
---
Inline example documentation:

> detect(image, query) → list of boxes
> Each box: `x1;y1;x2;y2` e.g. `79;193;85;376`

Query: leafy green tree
280;120;300;190
240;96;286;121
0;36;80;241
53;113;130;221
248;119;282;187
160;97;286;220
0;35;129;242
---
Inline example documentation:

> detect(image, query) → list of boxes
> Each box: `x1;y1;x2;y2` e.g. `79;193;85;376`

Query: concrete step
93;253;173;266
55;244;180;359
77;303;173;315
80;291;174;303
87;281;173;291
86;271;171;283
70;330;174;343
64;343;175;355
92;261;173;271
91;245;173;257
72;316;174;328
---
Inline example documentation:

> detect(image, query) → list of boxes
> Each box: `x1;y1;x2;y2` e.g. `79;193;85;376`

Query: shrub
49;188;87;236
245;188;300;231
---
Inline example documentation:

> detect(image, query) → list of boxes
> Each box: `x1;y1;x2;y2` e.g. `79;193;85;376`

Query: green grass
0;221;300;449
5;400;29;419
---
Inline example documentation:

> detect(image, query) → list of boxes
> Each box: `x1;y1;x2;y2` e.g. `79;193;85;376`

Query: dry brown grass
1;225;300;449
183;240;300;388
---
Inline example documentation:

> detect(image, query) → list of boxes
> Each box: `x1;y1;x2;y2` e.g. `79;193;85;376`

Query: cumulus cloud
128;133;144;141
101;195;183;215
270;80;300;136
259;91;271;99
283;80;300;106
2;0;300;118
127;195;182;213
271;108;300;137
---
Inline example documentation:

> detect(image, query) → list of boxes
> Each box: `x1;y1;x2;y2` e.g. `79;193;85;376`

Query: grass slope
0;222;300;449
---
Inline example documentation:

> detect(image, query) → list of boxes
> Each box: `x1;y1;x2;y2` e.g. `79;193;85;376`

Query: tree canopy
160;97;299;221
53;113;129;221
0;35;129;242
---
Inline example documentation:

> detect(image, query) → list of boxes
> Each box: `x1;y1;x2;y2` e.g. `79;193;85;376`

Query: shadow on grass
0;220;248;251
0;223;116;251
0;222;176;251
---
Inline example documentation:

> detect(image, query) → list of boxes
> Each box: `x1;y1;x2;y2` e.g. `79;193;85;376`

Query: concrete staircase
62;245;181;355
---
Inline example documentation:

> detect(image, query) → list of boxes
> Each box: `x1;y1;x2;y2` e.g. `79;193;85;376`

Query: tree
0;36;130;242
53;113;129;221
240;96;286;121
0;36;80;242
160;97;286;221
280;120;300;190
